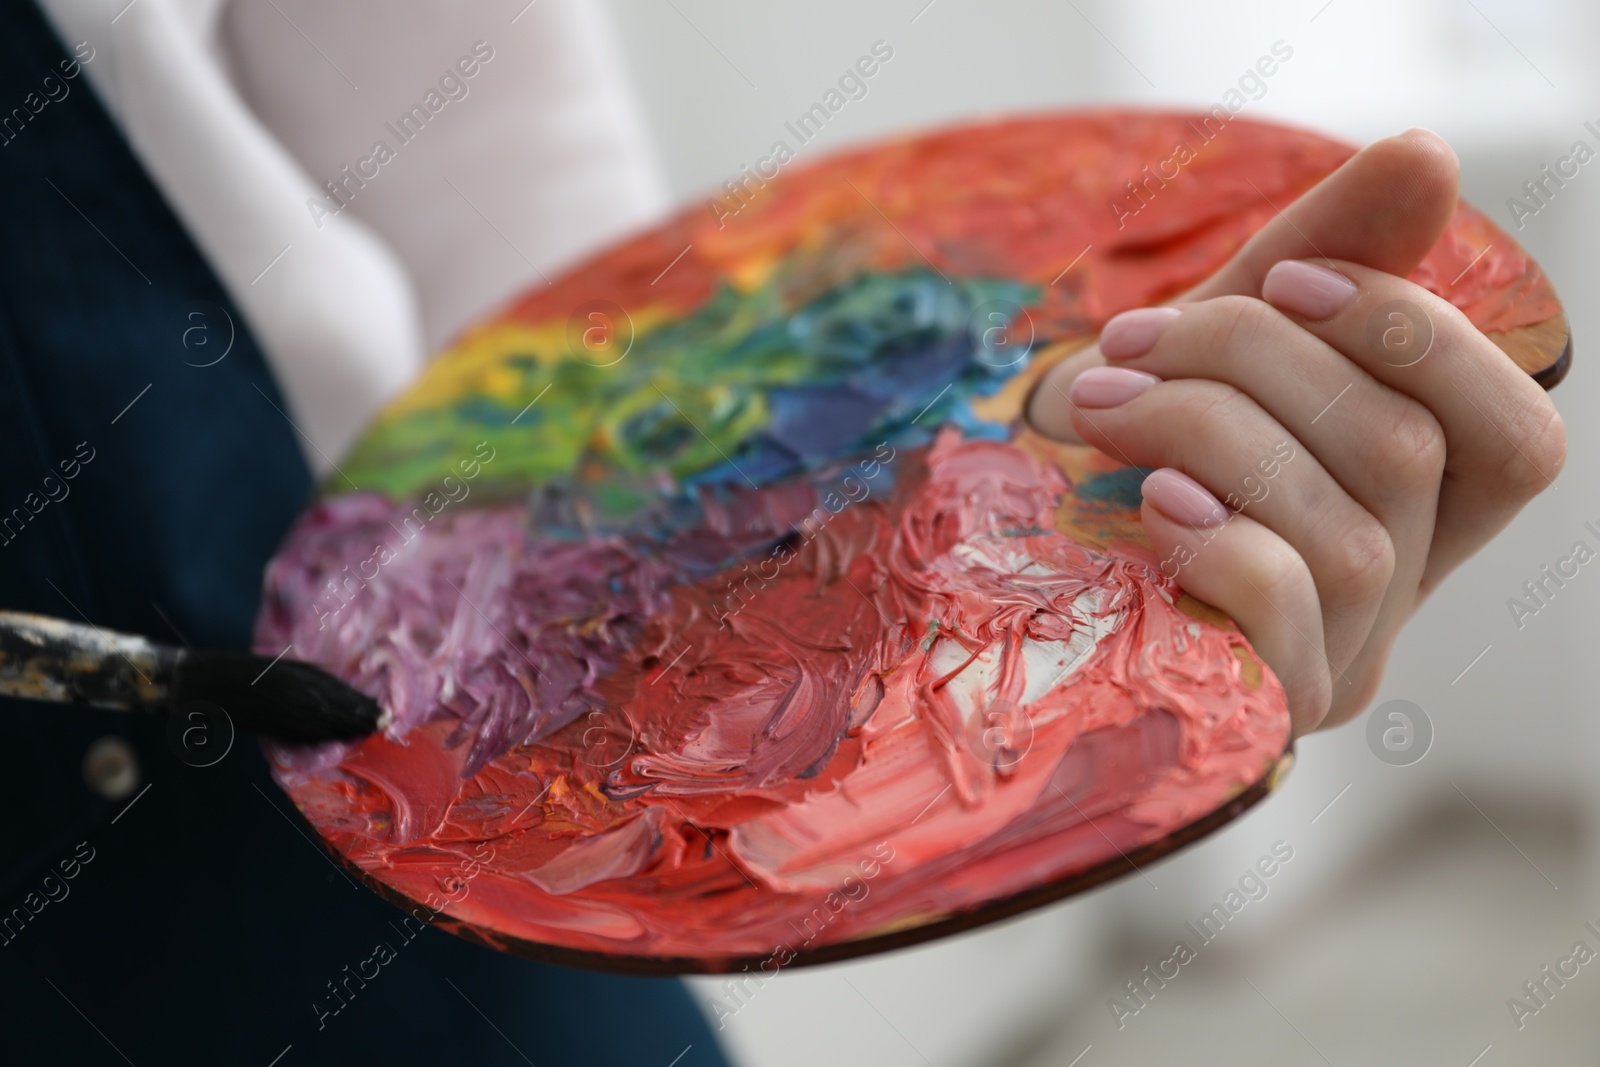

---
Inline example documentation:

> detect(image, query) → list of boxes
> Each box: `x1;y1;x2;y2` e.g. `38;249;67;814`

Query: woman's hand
1026;129;1566;737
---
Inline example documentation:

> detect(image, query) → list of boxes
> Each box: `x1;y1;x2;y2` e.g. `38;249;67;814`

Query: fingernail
1141;468;1230;528
1099;307;1182;359
1262;260;1358;320
1068;366;1161;409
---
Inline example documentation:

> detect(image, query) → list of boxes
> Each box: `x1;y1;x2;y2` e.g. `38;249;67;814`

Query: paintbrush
0;610;388;743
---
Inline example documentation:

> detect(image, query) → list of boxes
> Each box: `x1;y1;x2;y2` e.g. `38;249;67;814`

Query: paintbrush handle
0;610;178;711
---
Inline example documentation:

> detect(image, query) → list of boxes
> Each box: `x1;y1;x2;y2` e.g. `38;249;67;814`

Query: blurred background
60;0;1600;1062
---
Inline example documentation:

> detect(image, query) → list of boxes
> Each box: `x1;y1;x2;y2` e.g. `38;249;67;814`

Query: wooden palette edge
284;742;1296;976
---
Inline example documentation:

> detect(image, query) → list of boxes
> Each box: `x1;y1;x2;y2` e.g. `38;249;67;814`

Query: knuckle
1325;666;1386;731
1197;294;1277;355
1291;668;1336;737
1244;535;1314;613
1374;403;1446;497
1163;378;1251;439
1495;399;1567;499
1322;517;1395;606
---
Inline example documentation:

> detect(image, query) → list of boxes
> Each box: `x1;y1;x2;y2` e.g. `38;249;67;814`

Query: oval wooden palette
257;111;1568;974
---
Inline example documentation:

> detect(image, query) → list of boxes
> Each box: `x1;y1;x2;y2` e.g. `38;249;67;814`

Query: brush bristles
170;651;386;744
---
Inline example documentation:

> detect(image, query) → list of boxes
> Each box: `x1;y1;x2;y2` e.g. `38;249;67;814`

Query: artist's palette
258;111;1567;973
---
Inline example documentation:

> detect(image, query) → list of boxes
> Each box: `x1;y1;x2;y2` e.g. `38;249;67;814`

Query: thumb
1180;127;1459;300
1027;128;1460;442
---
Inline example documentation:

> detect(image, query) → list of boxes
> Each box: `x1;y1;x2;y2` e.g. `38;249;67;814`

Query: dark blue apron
0;3;727;1062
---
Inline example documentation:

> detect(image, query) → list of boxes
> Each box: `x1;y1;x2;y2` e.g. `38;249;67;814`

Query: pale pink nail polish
1141;468;1230;528
1099;307;1182;359
1069;366;1161;409
1262;260;1358;320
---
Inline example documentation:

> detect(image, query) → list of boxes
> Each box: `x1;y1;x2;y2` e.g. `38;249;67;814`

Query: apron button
83;736;141;801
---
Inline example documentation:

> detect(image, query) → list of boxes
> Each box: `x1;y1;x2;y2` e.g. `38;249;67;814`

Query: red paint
488;111;1555;342
274;435;1286;963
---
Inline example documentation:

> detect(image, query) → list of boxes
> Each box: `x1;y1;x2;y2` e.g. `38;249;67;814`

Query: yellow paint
1231;645;1262;690
862;910;941;937
728;252;780;293
1176;594;1232;629
380;323;563;421
1265;751;1295;791
969;336;1092;425
378;304;679;421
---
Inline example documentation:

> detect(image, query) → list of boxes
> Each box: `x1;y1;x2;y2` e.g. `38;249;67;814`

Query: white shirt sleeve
35;0;667;474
